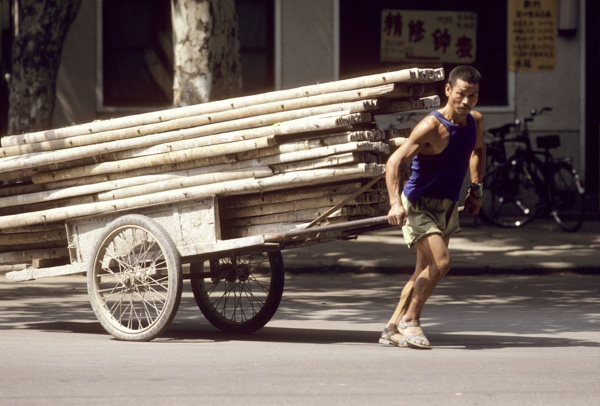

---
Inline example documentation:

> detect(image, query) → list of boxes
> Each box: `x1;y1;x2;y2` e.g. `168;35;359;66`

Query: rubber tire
550;162;585;232
190;250;284;334
87;214;182;341
480;162;540;228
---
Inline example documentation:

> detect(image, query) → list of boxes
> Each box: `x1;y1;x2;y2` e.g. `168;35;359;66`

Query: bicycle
479;107;586;232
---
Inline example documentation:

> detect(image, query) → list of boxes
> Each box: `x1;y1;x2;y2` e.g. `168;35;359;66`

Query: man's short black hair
448;65;482;87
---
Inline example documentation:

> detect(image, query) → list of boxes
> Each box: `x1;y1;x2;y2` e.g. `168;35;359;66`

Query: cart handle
264;206;465;243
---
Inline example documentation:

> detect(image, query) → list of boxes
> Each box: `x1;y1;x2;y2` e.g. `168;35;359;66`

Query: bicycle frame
481;107;585;231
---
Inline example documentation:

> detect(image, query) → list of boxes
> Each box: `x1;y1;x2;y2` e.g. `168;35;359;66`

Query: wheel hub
212;262;250;283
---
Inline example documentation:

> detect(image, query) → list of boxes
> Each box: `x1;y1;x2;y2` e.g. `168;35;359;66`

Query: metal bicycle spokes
205;254;272;324
549;163;585;232
95;227;171;331
481;163;540;227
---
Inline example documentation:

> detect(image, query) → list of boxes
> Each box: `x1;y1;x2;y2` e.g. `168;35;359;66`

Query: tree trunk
171;0;242;106
7;0;81;135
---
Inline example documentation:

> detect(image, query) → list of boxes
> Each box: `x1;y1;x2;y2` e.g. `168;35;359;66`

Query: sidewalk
282;216;600;275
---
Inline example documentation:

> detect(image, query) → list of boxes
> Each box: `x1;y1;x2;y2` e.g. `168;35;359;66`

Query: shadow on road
1;274;599;349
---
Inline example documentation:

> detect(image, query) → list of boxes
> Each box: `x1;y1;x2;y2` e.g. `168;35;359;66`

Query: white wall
278;0;336;89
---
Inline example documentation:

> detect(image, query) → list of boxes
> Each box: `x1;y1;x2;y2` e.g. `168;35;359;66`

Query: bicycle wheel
87;214;182;341
550;162;585;232
190;250;284;334
480;162;541;227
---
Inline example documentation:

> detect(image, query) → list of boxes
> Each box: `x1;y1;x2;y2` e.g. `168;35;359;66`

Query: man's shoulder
418;113;444;132
470;110;483;121
469;110;484;130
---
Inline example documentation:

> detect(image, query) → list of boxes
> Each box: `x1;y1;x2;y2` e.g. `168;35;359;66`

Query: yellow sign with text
508;0;557;71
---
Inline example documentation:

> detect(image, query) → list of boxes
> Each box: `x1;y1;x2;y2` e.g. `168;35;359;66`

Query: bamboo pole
28;111;372;184
35;154;261;190
2;67;443;147
375;95;440;114
0;85;397;157
94;142;388;202
0;101;377;176
230;134;385;163
269;152;368;175
273;129;386;146
0;181;46;198
97;126;377;165
28;135;278;185
3;148;384;211
95;167;272;202
0;164;385;230
0;166;271;209
386;128;412;138
32;126;382;186
0;195;95;217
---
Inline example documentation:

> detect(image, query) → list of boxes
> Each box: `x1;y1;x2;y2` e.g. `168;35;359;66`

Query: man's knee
436;255;452;276
416;234;452;276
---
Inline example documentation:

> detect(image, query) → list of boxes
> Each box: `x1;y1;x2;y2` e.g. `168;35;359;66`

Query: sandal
379;326;408;347
399;317;431;349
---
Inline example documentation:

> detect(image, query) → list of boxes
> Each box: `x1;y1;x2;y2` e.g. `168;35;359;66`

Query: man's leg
385;248;426;329
385;233;451;347
404;233;451;323
388;234;450;326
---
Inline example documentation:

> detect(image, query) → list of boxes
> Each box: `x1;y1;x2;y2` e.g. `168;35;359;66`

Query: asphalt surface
0;217;598;405
1;272;599;405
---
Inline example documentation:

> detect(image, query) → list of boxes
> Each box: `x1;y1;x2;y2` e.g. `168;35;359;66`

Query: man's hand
464;193;482;215
388;202;408;226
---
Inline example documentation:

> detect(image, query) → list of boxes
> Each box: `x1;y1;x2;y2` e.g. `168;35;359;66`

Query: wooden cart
6;194;390;341
2;67;446;341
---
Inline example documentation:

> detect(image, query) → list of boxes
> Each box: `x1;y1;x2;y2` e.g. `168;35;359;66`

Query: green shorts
401;193;461;247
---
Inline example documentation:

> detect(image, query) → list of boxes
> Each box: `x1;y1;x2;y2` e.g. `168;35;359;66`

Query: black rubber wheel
87;214;182;341
190;250;284;334
480;162;541;228
550;162;585;232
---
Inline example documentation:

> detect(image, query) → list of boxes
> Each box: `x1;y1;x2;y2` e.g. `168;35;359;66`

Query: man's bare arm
469;110;486;183
385;116;438;225
464;111;485;215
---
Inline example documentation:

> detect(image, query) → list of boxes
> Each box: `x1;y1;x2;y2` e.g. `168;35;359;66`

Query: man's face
445;79;479;116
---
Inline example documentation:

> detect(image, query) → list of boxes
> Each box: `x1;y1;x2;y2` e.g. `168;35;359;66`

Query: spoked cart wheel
87;214;182;341
190;250;284;334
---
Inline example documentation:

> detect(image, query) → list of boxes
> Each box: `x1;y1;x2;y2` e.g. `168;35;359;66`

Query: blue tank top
403;111;476;203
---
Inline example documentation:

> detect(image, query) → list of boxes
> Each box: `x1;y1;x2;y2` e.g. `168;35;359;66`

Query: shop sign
381;9;477;64
508;0;557;71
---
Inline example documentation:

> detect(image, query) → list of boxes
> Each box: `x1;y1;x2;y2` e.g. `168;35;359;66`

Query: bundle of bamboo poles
0;67;444;269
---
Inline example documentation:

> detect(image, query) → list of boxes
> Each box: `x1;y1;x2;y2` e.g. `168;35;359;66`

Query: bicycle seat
536;135;560;149
488;123;514;137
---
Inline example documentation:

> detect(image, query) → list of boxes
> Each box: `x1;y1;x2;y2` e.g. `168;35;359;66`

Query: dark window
340;0;507;106
235;0;275;95
102;0;173;108
0;0;12;135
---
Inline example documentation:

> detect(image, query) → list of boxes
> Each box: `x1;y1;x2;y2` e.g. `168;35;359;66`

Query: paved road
1;272;599;405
